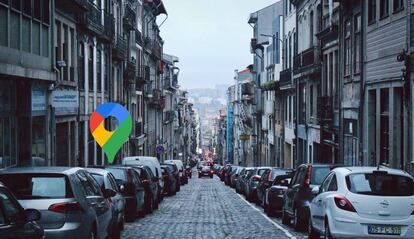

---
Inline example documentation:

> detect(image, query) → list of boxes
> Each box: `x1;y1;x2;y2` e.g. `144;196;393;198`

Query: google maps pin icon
89;102;132;164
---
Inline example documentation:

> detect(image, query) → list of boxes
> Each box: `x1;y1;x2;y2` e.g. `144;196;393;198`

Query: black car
162;163;180;192
256;168;292;206
160;165;177;196
245;167;271;202
98;166;146;222
132;165;159;214
263;174;292;216
0;182;44;239
282;164;339;231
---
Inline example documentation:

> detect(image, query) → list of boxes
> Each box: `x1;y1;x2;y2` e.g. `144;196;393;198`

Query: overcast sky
158;0;280;90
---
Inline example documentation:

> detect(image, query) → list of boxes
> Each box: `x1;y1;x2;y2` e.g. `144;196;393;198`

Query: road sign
239;134;250;141
156;145;165;154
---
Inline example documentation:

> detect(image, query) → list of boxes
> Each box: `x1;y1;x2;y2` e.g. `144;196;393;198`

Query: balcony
113;34;127;60
101;11;115;42
241;82;254;102
317;96;334;124
136;65;150;89
292;47;320;75
56;0;88;13
152;40;162;60
78;1;104;36
149;89;165;109
123;0;136;31
279;68;292;89
124;60;136;84
164;111;175;124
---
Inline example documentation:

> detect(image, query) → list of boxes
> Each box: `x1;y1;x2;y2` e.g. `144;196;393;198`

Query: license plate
368;225;401;235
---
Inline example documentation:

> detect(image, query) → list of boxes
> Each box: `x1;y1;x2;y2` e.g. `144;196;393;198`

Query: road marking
235;192;298;239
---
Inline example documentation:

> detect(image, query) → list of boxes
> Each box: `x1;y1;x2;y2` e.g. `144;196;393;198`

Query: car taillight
304;166;312;187
210;170;214;174
251;175;261;181
334;195;356;212
48;201;82;213
127;169;133;183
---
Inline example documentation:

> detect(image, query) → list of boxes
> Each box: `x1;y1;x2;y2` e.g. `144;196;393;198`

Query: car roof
0;167;83;175
333;166;412;178
85;167;109;176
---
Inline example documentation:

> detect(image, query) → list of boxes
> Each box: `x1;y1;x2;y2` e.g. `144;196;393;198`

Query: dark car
245;167;271;202
132;165;159;214
185;166;192;179
0;181;44;239
230;166;244;188
162;163;180;192
160;165;177;196
240;168;256;196
256;168;292;206
223;165;233;185
198;165;213;178
86;168;126;238
101;166;146;222
282;164;339;231
235;167;253;194
0;167;115;239
263;174;292;216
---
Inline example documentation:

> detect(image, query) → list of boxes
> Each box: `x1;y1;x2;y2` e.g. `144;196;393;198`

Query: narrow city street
122;173;306;239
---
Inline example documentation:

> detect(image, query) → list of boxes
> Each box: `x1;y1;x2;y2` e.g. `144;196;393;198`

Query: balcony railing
56;0;88;13
78;1;104;35
317;96;334;124
279;68;292;88
123;0;136;31
136;65;150;90
149;89;165;109
292;47;319;74
103;11;115;42
113;34;127;60
152;40;162;60
164;111;175;124
124;60;136;84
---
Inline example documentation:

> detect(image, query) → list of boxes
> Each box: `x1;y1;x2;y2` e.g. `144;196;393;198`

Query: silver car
0;167;116;239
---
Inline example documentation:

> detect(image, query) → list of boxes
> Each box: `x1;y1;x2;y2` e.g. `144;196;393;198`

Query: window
344;20;351;76
380;0;389;18
33;0;40;20
88;45;93;92
320;173;333;193
310;85;314;117
354;14;361;74
327;175;338;191
10;0;20;10
393;0;404;12
380;89;389;165
0;188;22;224
309;11;313;46
77;171;101;197
346;173;414;196
23;0;32;15
97;50;101;92
368;0;377;23
79;43;85;90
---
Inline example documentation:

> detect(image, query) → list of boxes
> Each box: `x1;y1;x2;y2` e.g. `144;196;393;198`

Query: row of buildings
215;0;414;175
0;0;199;169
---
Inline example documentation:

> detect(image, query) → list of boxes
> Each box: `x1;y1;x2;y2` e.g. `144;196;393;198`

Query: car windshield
91;174;104;187
346;173;414;196
257;168;268;176
0;174;71;199
311;167;332;185
106;168;126;181
271;170;290;181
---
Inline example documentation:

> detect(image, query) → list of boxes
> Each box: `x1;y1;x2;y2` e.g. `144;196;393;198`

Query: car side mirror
311;186;320;196
24;209;41;222
103;188;117;198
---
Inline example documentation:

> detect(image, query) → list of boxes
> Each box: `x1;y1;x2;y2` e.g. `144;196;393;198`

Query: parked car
100;166;146;222
162;163;181;192
132;165;159;214
0;167;115;239
160;165;177;196
198;165;213;178
185;165;192;178
223;165;233;185
123;156;164;203
240;168;256;196
282;164;339;231
165;160;187;185
245;167;271;202
85;168;126;238
263;174;292;216
235;167;253;194
230;166;244;188
308;166;414;239
0;181;44;239
256;168;292;206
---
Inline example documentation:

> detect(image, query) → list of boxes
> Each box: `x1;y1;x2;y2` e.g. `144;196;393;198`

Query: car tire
210;175;213;178
282;208;290;225
324;219;333;239
308;216;320;239
145;195;153;214
153;197;159;210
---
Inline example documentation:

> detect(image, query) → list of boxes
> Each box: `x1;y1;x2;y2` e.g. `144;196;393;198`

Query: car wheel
324;219;333;239
308;216;320;239
282;208;290;225
293;209;304;231
210;175;213;178
153;197;159;210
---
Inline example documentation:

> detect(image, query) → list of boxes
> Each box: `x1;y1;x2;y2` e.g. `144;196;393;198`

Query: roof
0;167;82;175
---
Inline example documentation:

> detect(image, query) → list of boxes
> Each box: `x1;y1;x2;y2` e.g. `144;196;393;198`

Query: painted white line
235;192;298;239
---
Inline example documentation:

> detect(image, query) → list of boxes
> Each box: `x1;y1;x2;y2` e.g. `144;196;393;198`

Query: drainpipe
358;0;365;166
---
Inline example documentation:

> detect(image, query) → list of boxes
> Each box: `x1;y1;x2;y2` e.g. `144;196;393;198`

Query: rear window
346;173;414;196
106;168;126;181
257;169;268;176
271;170;290;181
0;174;72;199
311;167;331;185
91;174;104;187
246;170;254;178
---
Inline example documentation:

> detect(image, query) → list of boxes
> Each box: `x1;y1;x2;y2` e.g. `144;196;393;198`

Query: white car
308;166;414;239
